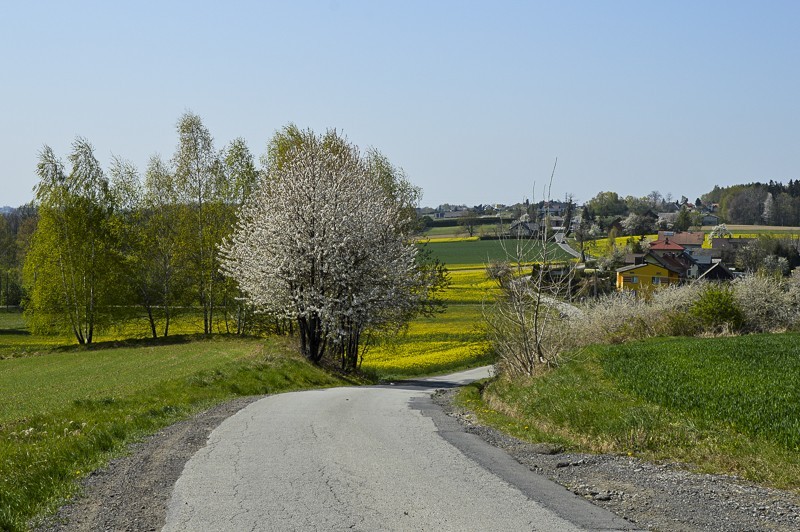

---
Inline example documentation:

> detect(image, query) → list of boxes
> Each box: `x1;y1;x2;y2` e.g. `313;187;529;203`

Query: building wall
616;264;680;292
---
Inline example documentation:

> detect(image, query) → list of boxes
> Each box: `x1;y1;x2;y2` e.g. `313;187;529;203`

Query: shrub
574;283;703;345
690;284;744;333
733;275;798;333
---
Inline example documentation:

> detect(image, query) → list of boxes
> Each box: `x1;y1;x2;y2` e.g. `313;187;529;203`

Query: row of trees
0;205;36;307
703;182;800;226
24;113;258;343
21;116;444;371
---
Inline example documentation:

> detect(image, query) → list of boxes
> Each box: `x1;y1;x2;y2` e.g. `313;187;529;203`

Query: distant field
702;224;800;233
422;239;572;267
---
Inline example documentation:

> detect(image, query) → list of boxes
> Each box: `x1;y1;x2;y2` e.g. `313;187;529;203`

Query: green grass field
459;334;800;490
420;238;572;268
0;335;348;531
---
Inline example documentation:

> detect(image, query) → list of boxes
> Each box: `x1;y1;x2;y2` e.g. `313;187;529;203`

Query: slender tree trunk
146;305;157;339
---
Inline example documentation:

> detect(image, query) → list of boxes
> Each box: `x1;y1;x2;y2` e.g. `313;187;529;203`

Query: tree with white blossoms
221;126;445;370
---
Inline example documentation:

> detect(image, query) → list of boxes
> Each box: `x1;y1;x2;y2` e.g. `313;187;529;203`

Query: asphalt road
163;367;634;531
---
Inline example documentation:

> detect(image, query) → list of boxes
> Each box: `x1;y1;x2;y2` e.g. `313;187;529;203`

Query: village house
657;231;705;249
616;261;682;293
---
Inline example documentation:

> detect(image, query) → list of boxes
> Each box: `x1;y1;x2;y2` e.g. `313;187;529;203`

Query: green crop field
460;333;800;490
421;239;572;268
598;334;800;451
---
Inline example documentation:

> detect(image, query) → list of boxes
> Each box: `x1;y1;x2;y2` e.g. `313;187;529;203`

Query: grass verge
0;336;349;531
457;334;800;491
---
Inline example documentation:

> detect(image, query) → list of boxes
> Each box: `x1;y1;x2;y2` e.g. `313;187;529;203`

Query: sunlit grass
0;336;348;531
460;334;800;491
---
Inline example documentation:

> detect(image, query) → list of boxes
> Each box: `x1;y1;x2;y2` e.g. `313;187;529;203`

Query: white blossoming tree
221;126;445;370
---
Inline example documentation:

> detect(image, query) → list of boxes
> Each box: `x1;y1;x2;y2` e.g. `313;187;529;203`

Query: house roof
615;260;681;275
644;251;690;274
697;262;734;281
657;231;704;247
649;238;685;251
616;263;651;273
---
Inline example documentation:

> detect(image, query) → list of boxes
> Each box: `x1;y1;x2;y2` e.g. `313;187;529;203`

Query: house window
652;277;661;285
631;276;639;284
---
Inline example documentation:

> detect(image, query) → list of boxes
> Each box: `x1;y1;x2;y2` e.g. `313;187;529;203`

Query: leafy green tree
142;155;186;336
673;205;691;232
24;139;119;344
173;112;223;334
458;210;479;237
690;285;744;333
217;138;260;334
586;191;628;218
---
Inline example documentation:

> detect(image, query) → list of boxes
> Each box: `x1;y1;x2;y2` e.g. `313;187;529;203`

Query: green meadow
460;334;800;490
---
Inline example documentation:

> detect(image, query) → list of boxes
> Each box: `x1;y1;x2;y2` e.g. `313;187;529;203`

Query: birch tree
221;127;443;369
24;139;118;344
173;112;221;334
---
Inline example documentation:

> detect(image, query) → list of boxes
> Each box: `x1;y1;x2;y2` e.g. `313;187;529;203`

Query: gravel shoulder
36;387;800;532
35;397;261;532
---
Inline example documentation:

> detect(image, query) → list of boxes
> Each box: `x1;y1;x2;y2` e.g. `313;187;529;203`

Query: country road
163;367;634;531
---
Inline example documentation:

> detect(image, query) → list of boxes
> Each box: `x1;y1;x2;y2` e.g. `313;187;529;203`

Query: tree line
10;115;444;372
703;182;800;226
22;113;261;343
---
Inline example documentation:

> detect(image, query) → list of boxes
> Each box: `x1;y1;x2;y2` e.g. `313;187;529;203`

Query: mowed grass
0;335;348;531
460;334;800;489
1;337;260;422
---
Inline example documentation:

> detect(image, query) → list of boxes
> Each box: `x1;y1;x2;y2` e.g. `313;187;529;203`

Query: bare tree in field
221;126;444;370
484;163;578;377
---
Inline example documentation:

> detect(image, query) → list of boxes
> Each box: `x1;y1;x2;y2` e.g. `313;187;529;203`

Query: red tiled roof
657;231;705;246
649;238;685;251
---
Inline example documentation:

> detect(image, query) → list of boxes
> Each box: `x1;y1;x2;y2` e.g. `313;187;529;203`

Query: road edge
410;393;640;531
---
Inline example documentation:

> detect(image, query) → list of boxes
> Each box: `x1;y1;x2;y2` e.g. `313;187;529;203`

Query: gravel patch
433;388;800;532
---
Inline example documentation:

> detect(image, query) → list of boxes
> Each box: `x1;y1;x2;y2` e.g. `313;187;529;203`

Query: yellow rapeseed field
362;268;498;377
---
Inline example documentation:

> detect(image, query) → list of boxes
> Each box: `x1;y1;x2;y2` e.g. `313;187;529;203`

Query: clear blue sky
2;0;799;208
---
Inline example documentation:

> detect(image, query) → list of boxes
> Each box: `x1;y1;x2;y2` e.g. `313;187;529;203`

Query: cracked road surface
163;367;633;531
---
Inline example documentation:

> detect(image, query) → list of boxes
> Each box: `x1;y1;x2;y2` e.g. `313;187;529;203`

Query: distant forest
701;181;800;226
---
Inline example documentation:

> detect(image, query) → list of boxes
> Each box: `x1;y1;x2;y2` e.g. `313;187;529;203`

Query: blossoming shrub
733;275;800;333
571;274;800;345
574;283;704;345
